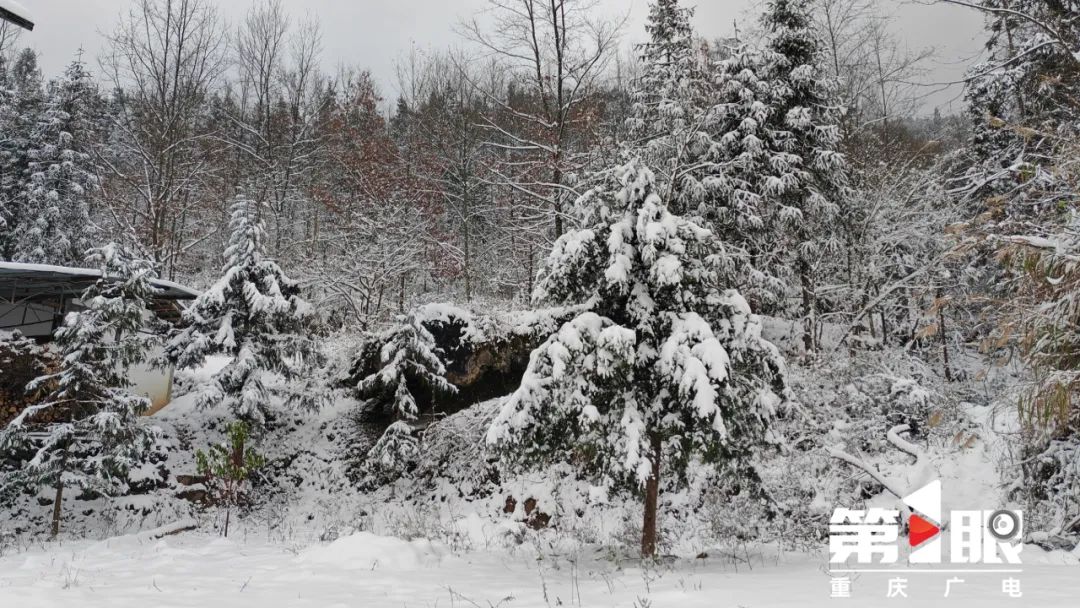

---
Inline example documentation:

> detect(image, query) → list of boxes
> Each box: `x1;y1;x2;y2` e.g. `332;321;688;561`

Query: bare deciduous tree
460;0;624;238
813;0;933;137
98;0;228;277
0;20;21;60
229;1;328;257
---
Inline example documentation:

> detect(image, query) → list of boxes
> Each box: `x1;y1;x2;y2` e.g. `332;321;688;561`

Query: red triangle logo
909;514;941;547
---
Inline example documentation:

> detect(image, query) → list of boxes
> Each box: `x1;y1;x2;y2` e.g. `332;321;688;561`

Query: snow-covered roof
0;261;200;301
0;0;33;31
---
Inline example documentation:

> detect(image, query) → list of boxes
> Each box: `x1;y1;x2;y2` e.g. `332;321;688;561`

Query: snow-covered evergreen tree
488;162;787;556
358;420;422;487
0;244;159;536
626;0;780;308
0;57;13;249
353;311;457;484
710;0;847;348
0;48;44;259
965;0;1080;171
355;311;457;422
12;58;102;265
163;194;327;427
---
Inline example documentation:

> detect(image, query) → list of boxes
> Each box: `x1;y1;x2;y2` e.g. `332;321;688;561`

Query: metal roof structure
0;261;200;302
0;0;33;31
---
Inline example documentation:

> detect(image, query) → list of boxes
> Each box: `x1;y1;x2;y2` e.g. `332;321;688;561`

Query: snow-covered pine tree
488;162;787;556
627;0;779;309
711;0;847;347
356;312;457;422
0;244;159;537
359;420;422;486
163;194;327;427
0;48;44;259
13;57;103;265
0;56;12;250
965;0;1080;173
627;0;712;215
353;311;457;484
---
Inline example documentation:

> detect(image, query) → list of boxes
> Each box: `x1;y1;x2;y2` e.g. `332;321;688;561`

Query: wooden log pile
0;333;58;427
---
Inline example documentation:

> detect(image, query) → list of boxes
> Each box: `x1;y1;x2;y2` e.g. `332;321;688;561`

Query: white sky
13;0;985;114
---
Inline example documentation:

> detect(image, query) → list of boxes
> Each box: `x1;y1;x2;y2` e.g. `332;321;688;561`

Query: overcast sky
13;0;986;114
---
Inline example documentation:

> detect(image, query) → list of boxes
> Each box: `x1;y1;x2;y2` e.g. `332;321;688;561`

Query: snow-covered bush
1026;438;1080;548
0;330;52;428
739;347;952;547
409;399;500;494
355;421;421;488
992;211;1080;545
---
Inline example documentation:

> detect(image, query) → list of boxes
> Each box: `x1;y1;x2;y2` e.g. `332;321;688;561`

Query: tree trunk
799;259;816;353
224;506;231;538
880;310;889;346
937;289;953;382
50;476;64;538
526;244;534;297
552;166;564;238
640;433;662;557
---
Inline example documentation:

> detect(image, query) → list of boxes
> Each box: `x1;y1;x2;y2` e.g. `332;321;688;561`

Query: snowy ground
0;528;1076;608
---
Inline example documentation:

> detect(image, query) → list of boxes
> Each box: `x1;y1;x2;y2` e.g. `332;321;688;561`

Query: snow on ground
0;530;1076;608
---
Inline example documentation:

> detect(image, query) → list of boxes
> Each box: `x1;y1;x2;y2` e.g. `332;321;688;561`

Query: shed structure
0;261;200;414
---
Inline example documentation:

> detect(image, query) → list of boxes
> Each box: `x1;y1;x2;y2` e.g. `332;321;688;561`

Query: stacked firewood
0;333;58;427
